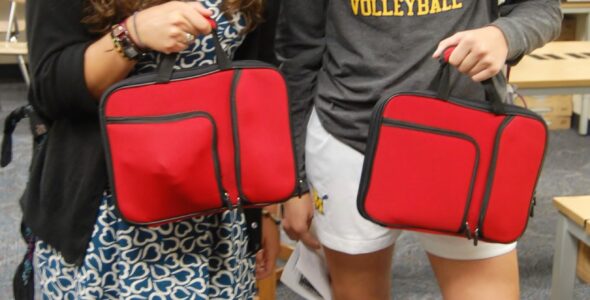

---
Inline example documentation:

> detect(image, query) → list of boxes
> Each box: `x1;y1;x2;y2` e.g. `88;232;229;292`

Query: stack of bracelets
110;15;145;61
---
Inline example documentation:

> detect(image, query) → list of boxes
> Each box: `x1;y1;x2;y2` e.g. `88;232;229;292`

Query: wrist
126;12;146;50
262;209;281;225
111;18;145;61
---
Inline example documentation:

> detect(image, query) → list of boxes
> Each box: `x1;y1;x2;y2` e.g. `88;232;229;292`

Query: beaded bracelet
111;19;144;61
262;209;281;225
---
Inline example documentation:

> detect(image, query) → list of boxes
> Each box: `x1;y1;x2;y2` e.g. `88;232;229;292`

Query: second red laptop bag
358;49;548;245
100;31;299;225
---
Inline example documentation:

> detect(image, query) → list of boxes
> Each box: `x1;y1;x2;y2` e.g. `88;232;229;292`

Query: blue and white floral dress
33;4;256;299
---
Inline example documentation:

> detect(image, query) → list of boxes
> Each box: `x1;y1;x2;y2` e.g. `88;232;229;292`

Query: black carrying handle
1;105;31;167
429;47;506;115
156;18;231;83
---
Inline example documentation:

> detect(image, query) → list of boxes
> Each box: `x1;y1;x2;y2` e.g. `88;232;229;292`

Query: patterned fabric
33;3;255;299
134;0;246;74
35;195;255;299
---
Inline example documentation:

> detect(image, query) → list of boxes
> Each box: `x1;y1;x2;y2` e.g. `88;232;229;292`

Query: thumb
300;232;321;250
433;32;464;59
188;2;213;17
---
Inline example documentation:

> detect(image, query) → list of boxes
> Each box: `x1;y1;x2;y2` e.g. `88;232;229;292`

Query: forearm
492;0;562;63
276;0;328;187
84;33;136;100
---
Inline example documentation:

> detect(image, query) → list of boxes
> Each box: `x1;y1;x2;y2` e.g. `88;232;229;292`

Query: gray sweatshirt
276;0;562;185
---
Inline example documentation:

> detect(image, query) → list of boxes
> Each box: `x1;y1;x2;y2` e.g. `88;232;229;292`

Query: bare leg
428;249;519;300
323;245;394;300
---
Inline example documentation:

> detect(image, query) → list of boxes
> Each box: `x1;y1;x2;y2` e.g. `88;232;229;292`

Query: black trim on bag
229;69;301;205
476;116;513;238
475;116;549;244
101;111;230;225
358;91;549;243
358;118;480;233
100;61;278;105
386;90;544;121
230;70;245;205
99;60;303;217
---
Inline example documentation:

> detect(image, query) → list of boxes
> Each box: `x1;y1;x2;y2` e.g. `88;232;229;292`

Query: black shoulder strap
490;0;500;20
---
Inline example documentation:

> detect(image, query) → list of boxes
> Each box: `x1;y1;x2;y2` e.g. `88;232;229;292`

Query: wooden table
509;41;590;135
551;196;590;300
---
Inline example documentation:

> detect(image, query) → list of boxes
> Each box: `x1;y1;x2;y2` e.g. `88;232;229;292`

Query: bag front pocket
231;69;298;204
360;119;480;234
104;111;227;224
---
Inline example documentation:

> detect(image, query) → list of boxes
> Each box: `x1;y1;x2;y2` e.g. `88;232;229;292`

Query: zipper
357;96;391;220
380;119;481;235
229;69;302;204
230;69;245;204
107;111;228;209
475;116;514;244
357;117;480;234
530;194;537;218
106;111;211;123
100;60;278;107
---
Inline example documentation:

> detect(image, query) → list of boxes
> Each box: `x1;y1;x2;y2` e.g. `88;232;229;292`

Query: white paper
280;243;332;300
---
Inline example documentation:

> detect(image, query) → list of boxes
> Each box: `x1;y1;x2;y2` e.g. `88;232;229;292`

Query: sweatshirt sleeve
275;0;328;191
26;0;98;121
492;0;563;64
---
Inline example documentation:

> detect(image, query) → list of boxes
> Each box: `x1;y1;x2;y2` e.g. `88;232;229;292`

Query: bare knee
428;250;520;300
324;245;394;300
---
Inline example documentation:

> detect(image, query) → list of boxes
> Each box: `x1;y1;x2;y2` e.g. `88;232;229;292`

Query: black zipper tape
380;119;480;233
102;111;229;224
229;69;301;205
476;116;513;237
230;69;245;204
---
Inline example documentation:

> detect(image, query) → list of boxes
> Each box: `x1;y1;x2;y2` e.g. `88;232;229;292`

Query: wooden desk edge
554;196;590;229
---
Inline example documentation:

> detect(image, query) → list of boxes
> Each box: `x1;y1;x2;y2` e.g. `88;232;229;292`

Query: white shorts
305;109;516;260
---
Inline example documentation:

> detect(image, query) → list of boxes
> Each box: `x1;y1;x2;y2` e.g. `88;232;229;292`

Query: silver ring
185;32;195;44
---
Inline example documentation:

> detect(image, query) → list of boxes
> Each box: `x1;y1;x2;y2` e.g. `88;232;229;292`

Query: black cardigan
23;0;280;265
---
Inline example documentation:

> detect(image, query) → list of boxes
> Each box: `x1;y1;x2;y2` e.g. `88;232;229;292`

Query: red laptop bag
100;32;299;225
357;49;548;244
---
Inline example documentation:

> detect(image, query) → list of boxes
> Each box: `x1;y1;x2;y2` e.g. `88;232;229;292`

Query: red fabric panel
235;69;296;203
104;70;239;203
104;71;234;117
107;116;222;224
481;117;547;242
364;125;477;232
382;95;504;228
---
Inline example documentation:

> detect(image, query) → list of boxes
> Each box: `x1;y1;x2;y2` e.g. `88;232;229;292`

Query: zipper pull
530;196;537;218
236;197;244;215
473;228;480;246
463;222;472;240
296;179;304;198
224;192;233;210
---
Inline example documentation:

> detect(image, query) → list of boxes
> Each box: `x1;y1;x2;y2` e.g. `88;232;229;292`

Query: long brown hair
82;0;264;35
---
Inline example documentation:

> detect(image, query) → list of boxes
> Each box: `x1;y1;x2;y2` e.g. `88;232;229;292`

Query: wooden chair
0;0;29;86
255;243;294;300
551;195;590;299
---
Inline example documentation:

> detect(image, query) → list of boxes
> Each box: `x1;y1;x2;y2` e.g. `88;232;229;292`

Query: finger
466;60;490;78
256;251;274;279
471;68;497;82
257;259;275;280
447;41;471;68
175;11;201;35
162;41;190;54
300;232;321;250
433;32;463;59
456;50;480;74
283;228;299;242
184;3;213;34
186;1;214;17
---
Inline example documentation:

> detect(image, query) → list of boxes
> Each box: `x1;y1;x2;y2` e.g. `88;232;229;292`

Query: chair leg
17;55;30;86
256;271;277;300
550;216;578;300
